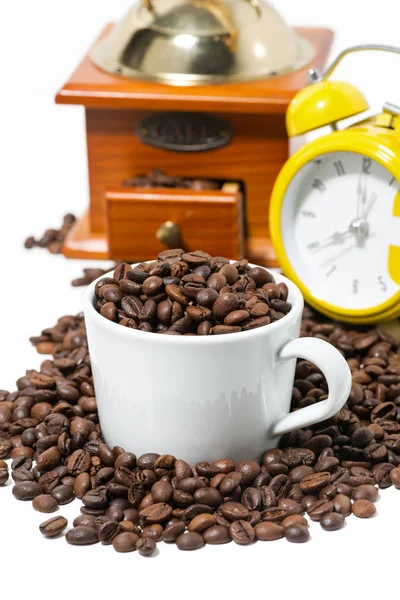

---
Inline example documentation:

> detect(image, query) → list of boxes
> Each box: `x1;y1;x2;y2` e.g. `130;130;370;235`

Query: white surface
282;151;400;309
1;0;400;598
84;270;350;463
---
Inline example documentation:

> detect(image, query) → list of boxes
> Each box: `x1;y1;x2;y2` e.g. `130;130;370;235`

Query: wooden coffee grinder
57;0;333;265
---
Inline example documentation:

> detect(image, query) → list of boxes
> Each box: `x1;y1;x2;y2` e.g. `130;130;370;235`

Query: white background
1;1;400;598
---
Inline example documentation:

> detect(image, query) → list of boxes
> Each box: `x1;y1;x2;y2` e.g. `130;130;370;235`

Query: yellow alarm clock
270;45;400;324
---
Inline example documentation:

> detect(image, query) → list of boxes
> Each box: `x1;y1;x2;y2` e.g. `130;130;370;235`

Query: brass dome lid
91;0;316;86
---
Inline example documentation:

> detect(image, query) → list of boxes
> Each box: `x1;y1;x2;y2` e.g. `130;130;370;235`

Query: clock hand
320;232;376;267
364;191;378;219
311;230;353;252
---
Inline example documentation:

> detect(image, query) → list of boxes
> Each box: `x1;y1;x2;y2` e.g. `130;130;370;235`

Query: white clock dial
281;151;400;311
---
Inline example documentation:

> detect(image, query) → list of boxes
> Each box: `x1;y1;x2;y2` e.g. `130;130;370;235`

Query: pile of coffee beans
123;169;220;191
1;307;400;555
24;213;76;255
94;251;291;334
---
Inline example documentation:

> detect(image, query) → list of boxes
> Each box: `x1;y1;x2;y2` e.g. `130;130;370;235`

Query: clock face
281;151;400;312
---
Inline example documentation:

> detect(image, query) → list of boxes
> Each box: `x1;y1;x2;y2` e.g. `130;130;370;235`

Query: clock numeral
334;161;345;176
389;176;396;186
312;178;326;193
302;210;316;218
313;159;322;165
326;265;337;277
362;157;372;174
378;276;388;292
352;279;359;294
307;241;320;251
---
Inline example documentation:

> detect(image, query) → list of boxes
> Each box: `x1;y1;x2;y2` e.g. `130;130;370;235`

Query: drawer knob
156;221;181;247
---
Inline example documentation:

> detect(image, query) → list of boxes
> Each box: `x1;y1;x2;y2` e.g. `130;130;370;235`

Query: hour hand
310;229;352;252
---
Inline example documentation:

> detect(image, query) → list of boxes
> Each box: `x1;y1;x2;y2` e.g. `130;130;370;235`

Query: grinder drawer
104;185;244;261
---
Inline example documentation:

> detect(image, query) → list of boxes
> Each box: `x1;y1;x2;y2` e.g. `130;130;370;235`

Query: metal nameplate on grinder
136;112;233;152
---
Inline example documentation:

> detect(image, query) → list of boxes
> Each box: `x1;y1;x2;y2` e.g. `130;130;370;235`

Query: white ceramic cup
84;266;352;464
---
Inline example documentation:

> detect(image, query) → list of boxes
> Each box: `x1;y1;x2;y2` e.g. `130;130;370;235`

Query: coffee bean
0;466;9;485
162;521;186;543
300;472;331;494
151;480;173;503
307;500;334;521
320;512;345;531
142;524;163;542
66;526;99;545
333;494;352;517
219;502;249;522
136;537;156;556
32;494;59;513
188;513;216;533
352;484;379;502
140;503;172;524
12;481;43;501
112;532;139;552
281;515;309;529
390;467;400;488
255;521;285;541
98;520;121;545
176;532;205;551
73;515;97;528
203;525;231;544
230;520;255;545
352;499;377;518
50;484;74;505
39;516;68;538
285;524;310;543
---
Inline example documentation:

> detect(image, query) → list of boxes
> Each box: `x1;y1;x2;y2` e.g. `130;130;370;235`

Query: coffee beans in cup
93;251;291;335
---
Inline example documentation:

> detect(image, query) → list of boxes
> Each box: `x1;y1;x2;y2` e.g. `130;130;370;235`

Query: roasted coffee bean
219;502;249;522
281;515;309;529
193;487;223;507
320;512;345;531
261;507;288;523
0;466;9;485
32;494;59;513
176;531;205;551
50;484;74;505
188;513;216;533
39;516;68;538
98;520;121;545
142;524;163;542
73;472;90;498
140;502;172;524
352;484;379;501
333;494;352;516
12;481;43;501
162;521;186;543
151;480;173;503
229;520;255;545
285;524;310;543
66;526;99;545
255;521;285;541
390;467;400;488
73;515;97;528
136;537;156;556
203;525;231;544
300;472;331;494
219;472;242;495
352;499;377;518
307;500;334;521
112;532;139;552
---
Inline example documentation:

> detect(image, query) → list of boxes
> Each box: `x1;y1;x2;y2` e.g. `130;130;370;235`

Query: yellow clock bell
270;45;400;324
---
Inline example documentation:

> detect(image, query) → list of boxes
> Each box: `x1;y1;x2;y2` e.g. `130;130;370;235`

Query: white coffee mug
84;266;352;464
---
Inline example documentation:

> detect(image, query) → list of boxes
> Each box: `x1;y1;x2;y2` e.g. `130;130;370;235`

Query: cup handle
272;337;352;437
